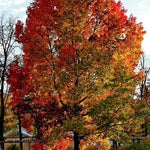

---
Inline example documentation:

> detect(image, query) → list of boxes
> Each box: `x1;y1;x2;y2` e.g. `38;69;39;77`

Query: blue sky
0;0;150;55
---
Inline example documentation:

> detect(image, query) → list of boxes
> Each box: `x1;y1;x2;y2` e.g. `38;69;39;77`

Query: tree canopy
7;0;145;149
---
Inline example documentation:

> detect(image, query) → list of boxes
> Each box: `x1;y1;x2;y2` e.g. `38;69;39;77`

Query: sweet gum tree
7;0;145;149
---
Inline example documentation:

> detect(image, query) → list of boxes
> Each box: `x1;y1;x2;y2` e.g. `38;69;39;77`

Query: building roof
4;126;33;138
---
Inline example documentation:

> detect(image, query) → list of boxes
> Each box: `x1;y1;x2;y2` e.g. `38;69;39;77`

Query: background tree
4;94;18;133
132;55;150;140
7;0;145;149
0;15;19;150
137;55;150;105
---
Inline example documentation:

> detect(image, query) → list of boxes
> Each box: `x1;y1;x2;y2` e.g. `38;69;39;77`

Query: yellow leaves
4;111;17;132
113;50;136;73
83;115;93;124
5;122;16;127
4;115;13;120
3;94;18;131
83;124;98;133
80;135;111;150
121;104;135;119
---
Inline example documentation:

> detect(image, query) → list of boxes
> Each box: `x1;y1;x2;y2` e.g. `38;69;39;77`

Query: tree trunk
112;140;118;150
18;115;23;150
0;39;7;150
0;115;4;150
74;131;80;150
0;87;5;150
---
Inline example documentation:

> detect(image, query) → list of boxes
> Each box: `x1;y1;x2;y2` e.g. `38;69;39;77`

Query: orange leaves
53;138;72;150
135;69;145;80
84;0;128;42
105;90;111;98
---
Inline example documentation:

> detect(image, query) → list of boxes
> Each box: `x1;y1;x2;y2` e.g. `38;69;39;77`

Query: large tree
7;0;145;149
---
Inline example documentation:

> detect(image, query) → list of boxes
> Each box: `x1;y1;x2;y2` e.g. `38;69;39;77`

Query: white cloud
14;0;27;5
12;7;26;14
137;0;149;9
0;1;13;11
139;13;150;55
0;0;32;21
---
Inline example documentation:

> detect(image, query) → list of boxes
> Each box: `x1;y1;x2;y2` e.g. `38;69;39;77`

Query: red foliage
57;44;77;71
53;138;72;150
15;20;24;42
32;142;43;150
6;60;31;106
21;116;33;133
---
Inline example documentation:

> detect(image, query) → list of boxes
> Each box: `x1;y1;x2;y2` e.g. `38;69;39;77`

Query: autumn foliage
7;0;145;149
32;142;43;150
